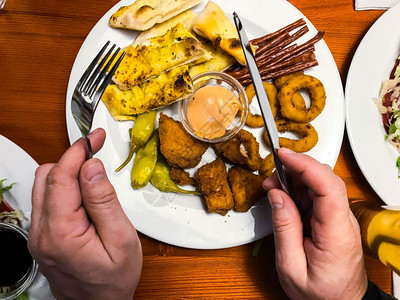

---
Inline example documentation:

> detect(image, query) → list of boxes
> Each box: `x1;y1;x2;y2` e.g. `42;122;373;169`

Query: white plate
0;135;53;299
66;0;345;249
0;135;37;229
345;2;400;206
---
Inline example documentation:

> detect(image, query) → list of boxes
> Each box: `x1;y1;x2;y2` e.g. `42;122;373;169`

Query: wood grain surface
0;0;392;298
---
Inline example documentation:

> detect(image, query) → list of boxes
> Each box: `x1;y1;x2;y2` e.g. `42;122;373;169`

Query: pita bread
109;0;202;31
192;1;245;65
112;23;212;90
189;38;235;77
135;10;197;43
102;66;193;120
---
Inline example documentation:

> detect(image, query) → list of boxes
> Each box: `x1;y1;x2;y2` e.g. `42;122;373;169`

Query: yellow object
192;1;246;65
350;199;400;276
189;39;236;78
102;65;193;120
135;10;197;43
112;23;212;90
109;0;202;31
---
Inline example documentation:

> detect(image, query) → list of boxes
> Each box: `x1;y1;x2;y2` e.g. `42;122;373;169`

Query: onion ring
274;71;306;111
245;81;279;128
273;70;304;89
258;153;275;178
278;74;326;122
263;119;318;152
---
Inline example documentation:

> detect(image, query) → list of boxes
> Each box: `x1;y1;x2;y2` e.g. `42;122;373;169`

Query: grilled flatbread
112;23;212;90
102;65;193;120
135;10;197;43
189;38;235;77
192;1;245;65
109;0;202;31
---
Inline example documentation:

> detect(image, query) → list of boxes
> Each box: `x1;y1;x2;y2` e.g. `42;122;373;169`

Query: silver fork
71;41;125;159
0;0;6;9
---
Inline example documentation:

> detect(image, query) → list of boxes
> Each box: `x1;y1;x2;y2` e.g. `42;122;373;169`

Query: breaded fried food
214;129;262;171
195;159;234;216
214;135;244;164
245;81;278;128
278;74;326;123
273;70;304;89
159;113;208;169
228;166;265;212
170;168;195;186
263;119;318;153
258;153;275;179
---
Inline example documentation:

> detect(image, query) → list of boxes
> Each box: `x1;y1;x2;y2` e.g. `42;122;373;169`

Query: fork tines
78;41;125;101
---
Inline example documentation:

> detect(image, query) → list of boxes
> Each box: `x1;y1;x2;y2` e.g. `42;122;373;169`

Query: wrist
354;275;369;300
361;280;395;300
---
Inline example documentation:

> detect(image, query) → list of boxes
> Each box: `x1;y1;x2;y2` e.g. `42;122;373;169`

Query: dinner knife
233;12;290;196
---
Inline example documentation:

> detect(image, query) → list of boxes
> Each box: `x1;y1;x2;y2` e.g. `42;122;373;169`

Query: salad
0;179;24;225
374;54;400;175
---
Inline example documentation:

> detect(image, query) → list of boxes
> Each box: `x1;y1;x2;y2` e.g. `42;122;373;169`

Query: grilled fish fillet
112;23;212;90
102;65;193;120
109;0;202;31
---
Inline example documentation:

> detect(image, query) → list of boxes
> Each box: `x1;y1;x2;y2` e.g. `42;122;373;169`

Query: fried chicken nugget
214;129;262;171
195;159;234;216
228;166;265;212
170;168;195;186
159;113;208;169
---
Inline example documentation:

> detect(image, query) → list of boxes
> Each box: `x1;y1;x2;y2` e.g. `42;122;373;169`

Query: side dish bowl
179;71;249;143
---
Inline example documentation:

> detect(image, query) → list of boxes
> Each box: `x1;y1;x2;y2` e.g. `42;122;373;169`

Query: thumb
79;159;138;254
269;189;307;281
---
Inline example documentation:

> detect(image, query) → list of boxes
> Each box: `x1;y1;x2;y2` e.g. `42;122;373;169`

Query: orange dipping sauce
187;86;242;139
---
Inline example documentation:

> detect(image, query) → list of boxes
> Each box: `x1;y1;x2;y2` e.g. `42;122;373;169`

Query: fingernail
89;128;101;136
268;192;283;209
84;160;105;182
262;178;271;191
279;147;295;155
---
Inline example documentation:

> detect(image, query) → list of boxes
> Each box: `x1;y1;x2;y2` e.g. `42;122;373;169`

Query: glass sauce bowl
179;71;248;143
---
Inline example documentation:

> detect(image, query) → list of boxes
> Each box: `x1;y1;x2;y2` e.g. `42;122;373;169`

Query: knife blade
233;12;290;195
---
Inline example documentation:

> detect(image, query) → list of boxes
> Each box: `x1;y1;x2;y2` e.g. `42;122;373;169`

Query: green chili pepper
115;110;157;172
150;157;201;195
251;238;264;257
131;130;159;189
15;292;29;300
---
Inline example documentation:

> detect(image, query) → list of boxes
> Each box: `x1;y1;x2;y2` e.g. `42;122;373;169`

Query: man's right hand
263;148;368;300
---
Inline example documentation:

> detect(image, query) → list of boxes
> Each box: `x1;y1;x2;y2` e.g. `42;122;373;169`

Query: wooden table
0;0;392;298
